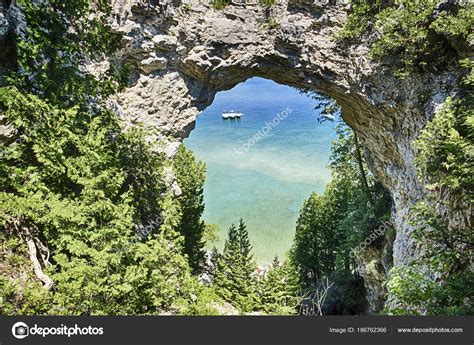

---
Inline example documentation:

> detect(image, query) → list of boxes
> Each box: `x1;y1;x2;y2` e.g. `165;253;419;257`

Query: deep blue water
184;77;337;263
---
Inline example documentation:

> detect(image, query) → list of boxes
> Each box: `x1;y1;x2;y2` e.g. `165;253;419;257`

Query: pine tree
0;0;208;315
214;220;258;312
237;219;255;281
260;256;299;315
235;219;257;311
291;192;336;283
173;145;207;273
214;225;240;302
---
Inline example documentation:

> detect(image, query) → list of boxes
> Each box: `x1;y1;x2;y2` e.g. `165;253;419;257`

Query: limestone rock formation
1;0;470;313
103;0;469;313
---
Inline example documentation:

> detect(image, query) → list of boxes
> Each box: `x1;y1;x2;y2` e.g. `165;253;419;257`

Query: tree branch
13;219;54;290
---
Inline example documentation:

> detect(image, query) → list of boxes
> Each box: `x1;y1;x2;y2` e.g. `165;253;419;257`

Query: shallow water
184;77;337;263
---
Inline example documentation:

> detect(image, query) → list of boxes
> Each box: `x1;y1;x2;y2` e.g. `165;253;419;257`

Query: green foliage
415;97;473;197
259;0;276;8
338;1;474;76
259;256;299;315
430;4;474;42
0;232;53;314
386;56;474;315
173;145;207;273
117;128;167;224
0;86;202;315
384;266;473;315
384;266;436;315
412;201;472;276
51;231;197;315
290;123;391;314
291;192;337;280
291;124;392;285
214;220;259;313
203;223;220;247
335;0;382;40
415;59;471;287
369;0;440;75
180;285;222;316
12;0;125;105
211;0;231;10
0;0;206;315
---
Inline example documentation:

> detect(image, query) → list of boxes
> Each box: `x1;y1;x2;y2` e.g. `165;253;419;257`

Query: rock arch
108;0;459;312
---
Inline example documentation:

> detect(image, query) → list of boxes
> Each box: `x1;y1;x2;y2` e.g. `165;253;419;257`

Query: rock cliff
1;0;470;313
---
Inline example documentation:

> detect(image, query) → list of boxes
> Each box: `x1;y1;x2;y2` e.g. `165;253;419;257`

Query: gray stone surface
104;0;471;313
2;0;471;313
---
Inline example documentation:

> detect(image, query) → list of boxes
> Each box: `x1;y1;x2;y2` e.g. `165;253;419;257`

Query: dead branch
12;218;54;290
298;277;335;316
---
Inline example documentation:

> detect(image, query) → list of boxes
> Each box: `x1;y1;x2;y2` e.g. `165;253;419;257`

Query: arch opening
184;77;340;263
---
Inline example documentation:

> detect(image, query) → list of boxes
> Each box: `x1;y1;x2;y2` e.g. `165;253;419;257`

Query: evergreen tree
291;193;336;283
206;246;221;277
214;220;258;312
260;256;299;315
290;123;391;314
173;145;207;273
0;0;212;315
237;219;255;280
291;123;392;286
215;225;240;302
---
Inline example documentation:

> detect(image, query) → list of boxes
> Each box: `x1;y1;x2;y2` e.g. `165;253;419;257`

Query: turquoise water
184;77;337;263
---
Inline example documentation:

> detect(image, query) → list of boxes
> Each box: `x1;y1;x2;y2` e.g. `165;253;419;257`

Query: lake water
184;77;337;263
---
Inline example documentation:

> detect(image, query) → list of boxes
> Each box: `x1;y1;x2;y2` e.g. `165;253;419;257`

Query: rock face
106;0;465;311
0;0;15;140
0;7;7;38
1;0;469;313
0;0;11;86
354;223;395;314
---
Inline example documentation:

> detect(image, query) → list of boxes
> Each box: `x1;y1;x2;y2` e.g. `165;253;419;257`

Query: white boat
321;114;336;121
222;110;243;119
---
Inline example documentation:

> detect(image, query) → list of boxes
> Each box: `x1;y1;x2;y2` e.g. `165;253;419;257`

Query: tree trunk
354;133;374;207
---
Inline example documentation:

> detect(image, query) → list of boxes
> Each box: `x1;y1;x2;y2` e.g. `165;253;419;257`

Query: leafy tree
384;266;473;315
292;123;391;285
291;192;337;282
